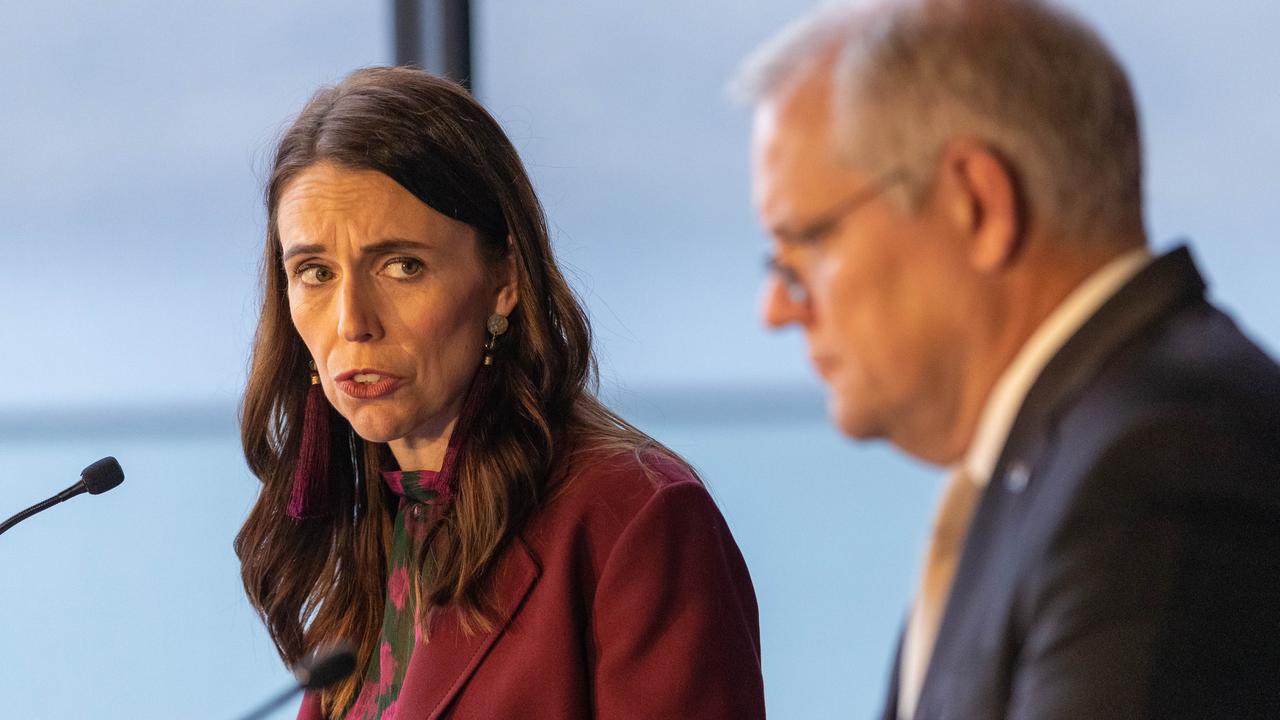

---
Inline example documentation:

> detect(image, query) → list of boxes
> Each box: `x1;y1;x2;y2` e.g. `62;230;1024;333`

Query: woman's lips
334;369;405;400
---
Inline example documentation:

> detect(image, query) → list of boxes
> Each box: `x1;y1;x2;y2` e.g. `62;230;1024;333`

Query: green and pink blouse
342;469;452;720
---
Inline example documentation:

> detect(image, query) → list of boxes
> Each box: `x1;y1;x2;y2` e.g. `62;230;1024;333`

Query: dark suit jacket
298;445;765;719
884;247;1280;719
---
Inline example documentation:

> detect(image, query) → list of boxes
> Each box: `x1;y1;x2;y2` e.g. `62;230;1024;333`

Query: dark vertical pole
393;0;423;68
392;0;474;92
440;0;473;91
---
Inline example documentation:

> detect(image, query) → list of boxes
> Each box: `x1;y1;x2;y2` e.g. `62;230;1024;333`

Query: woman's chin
340;402;457;451
343;415;406;445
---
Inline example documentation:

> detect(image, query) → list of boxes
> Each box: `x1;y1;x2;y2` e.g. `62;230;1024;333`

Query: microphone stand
1;457;123;537
235;644;355;720
0;494;70;537
237;684;306;720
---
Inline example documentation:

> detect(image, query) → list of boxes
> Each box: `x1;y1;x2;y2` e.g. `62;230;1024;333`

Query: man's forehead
752;82;860;201
754;108;820;165
765;62;837;129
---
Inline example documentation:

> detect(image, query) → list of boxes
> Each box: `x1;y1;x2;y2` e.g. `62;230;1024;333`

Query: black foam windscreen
296;644;357;691
81;456;124;495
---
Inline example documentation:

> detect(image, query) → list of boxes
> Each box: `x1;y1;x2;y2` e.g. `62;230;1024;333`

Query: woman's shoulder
570;434;698;489
531;434;709;537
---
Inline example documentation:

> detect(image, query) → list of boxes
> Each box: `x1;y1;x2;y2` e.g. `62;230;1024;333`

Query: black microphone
296;644;358;690
236;643;357;720
0;456;125;537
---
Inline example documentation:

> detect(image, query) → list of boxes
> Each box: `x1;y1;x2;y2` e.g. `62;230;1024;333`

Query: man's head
736;0;1147;463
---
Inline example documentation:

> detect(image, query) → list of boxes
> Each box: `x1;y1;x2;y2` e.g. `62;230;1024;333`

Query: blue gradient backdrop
1;1;1276;717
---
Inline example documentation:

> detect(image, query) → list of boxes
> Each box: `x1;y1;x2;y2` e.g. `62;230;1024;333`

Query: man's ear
493;241;520;317
937;139;1023;273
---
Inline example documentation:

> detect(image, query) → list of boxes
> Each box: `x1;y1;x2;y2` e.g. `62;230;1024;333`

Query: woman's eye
383;258;424;279
296;265;334;285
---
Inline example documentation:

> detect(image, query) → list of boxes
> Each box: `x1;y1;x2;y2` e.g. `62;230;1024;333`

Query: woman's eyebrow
282;243;325;263
282;238;436;264
362;238;437;255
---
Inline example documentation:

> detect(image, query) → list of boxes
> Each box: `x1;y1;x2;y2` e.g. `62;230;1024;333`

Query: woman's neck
386;414;460;472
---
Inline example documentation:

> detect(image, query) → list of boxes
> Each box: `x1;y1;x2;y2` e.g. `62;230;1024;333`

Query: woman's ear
493;242;520;317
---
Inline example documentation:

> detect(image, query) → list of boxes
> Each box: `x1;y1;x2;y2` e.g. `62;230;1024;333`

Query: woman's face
277;161;517;455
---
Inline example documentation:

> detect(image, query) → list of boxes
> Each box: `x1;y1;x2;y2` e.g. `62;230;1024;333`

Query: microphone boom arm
0;457;124;538
0;493;68;537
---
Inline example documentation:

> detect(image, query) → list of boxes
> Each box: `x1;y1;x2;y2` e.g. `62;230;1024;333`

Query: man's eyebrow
768;223;821;247
281;238;436;264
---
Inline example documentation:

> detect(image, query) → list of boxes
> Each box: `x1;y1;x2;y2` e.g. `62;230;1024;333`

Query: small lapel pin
1005;462;1030;493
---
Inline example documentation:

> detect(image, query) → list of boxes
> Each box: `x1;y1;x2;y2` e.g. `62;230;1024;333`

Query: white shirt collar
962;247;1153;486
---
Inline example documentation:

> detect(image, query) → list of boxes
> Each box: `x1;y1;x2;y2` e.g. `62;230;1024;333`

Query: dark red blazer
298;445;765;719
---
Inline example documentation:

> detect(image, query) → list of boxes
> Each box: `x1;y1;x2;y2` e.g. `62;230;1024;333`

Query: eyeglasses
764;169;908;305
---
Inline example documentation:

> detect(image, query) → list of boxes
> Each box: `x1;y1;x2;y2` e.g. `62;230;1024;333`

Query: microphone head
80;456;124;495
295;642;356;691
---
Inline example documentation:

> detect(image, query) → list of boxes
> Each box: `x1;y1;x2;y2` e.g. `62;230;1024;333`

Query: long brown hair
236;67;659;714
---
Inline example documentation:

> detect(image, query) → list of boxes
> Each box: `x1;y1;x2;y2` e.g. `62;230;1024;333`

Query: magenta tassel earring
288;360;331;519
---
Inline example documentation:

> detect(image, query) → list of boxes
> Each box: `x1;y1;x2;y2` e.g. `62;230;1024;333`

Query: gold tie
898;468;983;720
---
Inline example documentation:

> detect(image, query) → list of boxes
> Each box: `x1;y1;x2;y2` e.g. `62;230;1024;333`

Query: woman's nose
337;278;384;343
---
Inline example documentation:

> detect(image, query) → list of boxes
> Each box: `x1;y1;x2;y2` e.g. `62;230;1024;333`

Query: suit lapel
999;246;1204;462
916;247;1207;716
881;619;906;720
915;471;1016;718
397;537;541;720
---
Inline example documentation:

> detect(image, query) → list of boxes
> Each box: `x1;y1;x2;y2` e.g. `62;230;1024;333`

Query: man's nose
337;278;384;343
761;276;809;329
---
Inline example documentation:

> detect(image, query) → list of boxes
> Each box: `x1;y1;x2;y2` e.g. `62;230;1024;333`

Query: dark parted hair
235;66;657;714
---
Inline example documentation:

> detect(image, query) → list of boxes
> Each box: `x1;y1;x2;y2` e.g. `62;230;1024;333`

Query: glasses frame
764;169;909;305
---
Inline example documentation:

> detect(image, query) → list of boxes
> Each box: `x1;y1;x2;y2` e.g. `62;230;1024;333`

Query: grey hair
733;0;1144;244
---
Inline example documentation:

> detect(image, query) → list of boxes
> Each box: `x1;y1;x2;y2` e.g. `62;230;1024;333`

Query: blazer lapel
397;538;541;720
1000;246;1205;461
916;247;1207;717
881;620;906;720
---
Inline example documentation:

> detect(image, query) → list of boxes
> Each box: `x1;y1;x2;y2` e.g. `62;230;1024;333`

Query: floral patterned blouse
342;469;452;720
